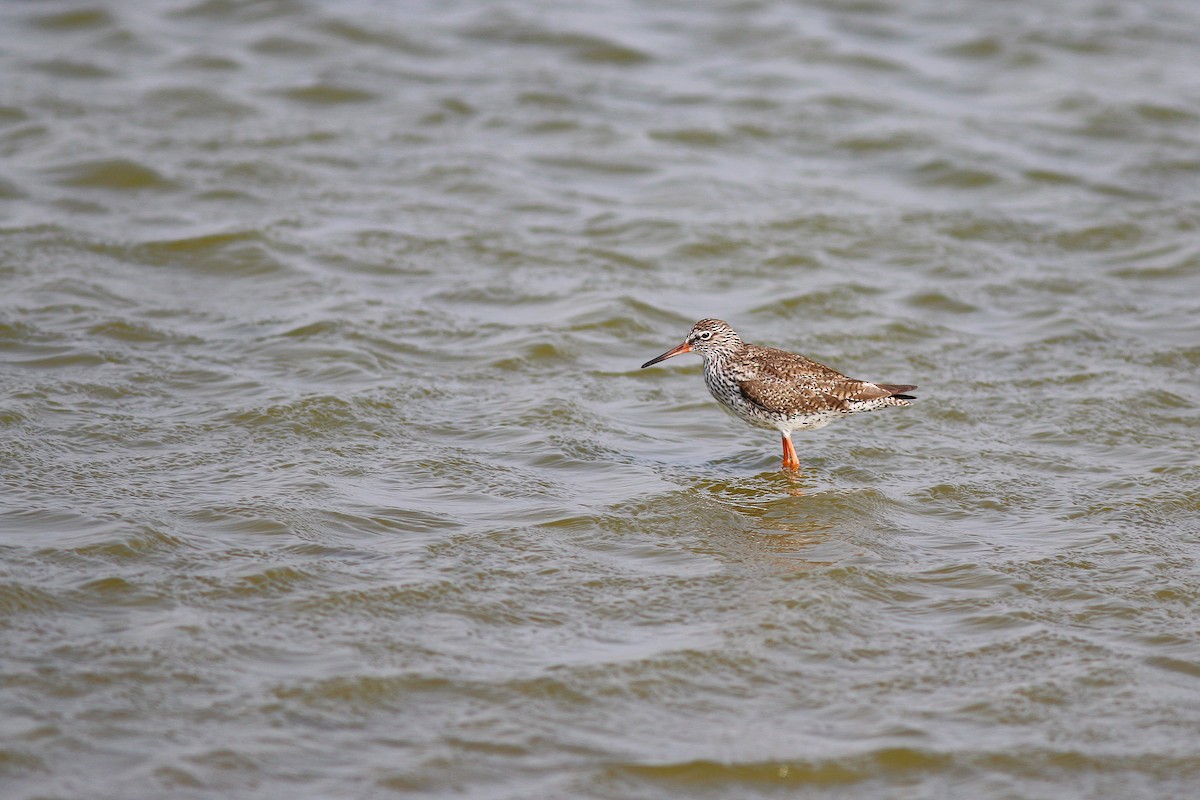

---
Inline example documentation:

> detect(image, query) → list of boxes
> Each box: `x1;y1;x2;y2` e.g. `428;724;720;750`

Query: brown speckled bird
641;319;916;471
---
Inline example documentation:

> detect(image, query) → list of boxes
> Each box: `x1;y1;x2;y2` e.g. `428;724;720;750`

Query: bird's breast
702;366;780;429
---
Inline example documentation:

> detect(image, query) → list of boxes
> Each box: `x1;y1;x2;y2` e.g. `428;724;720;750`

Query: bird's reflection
687;470;869;567
691;469;819;510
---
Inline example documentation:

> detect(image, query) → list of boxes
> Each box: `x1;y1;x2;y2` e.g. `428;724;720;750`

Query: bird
640;318;916;471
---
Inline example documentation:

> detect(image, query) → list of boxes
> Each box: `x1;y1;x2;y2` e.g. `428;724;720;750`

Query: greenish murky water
3;1;1199;798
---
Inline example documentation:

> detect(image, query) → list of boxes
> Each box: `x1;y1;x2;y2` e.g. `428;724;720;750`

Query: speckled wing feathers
732;345;910;416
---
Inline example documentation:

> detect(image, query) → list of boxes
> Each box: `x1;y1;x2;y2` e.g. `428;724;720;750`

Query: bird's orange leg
781;434;801;471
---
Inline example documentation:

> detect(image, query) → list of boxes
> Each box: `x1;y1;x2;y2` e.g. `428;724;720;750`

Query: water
2;1;1199;798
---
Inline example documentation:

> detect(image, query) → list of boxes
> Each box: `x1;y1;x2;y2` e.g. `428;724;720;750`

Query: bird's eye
699;331;713;341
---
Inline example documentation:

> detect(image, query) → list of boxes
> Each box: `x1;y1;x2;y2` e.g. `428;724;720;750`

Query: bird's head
641;318;742;368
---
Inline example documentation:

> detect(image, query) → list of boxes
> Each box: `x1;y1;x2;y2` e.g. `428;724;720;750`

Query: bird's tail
878;384;917;401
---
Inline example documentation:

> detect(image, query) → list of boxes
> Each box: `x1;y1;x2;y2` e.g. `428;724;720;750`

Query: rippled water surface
3;1;1200;798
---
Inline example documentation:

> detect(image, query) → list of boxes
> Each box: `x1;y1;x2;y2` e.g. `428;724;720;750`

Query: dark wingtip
878;383;917;400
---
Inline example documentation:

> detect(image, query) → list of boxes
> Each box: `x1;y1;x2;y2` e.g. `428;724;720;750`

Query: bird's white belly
706;382;839;434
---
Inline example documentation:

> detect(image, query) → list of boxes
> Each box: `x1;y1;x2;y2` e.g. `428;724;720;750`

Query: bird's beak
641;341;692;369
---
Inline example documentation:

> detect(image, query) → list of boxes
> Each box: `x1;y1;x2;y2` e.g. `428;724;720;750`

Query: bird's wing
736;374;841;416
733;347;898;415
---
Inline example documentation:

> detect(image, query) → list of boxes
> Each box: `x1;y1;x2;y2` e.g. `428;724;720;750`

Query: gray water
2;1;1200;798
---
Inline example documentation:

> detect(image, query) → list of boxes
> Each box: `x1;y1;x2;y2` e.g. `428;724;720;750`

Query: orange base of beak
640;341;693;369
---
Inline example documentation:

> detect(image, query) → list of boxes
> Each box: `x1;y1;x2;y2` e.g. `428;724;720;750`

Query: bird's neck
701;343;743;368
